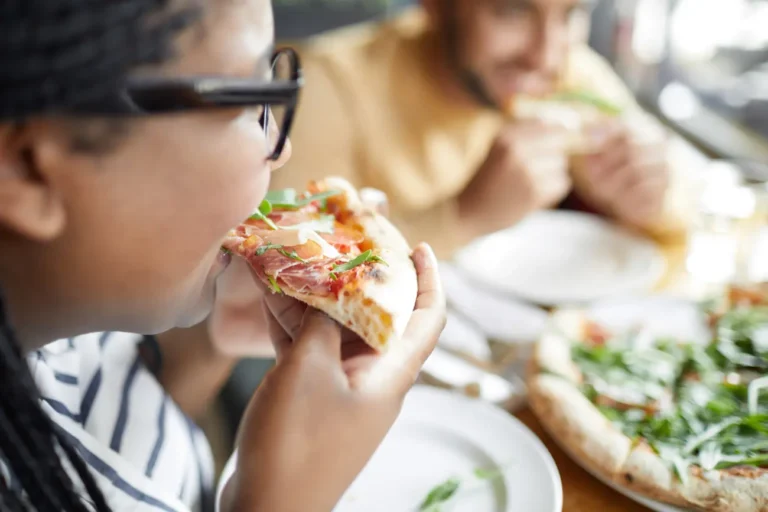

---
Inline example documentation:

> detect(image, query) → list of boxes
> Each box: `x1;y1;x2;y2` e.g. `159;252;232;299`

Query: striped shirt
2;332;216;511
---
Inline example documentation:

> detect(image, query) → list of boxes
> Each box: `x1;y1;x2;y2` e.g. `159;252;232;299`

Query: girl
0;0;446;510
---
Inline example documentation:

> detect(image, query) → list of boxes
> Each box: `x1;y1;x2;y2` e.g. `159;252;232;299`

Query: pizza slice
505;89;623;154
223;177;417;352
528;293;768;511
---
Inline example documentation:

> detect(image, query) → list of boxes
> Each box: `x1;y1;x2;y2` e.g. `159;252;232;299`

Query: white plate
454;211;666;306
334;386;562;512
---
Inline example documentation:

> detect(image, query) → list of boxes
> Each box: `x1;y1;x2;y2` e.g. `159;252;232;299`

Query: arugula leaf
277;248;307;263
255;243;279;257
671;455;691;487
264;188;343;209
295;190;343;207
598;406;624;423
698;441;724;471
264;189;297;206
748;376;768;415
258;199;273;216
419;478;460;511
249;201;278;230
331;250;387;276
715;453;768;469
473;467;505;481
683;418;741;455
418;465;509;512
266;274;282;294
705;396;739;417
550;89;623;116
741;414;768;434
255;243;308;263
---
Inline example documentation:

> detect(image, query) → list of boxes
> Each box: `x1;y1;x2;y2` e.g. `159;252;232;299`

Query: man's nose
522;16;565;74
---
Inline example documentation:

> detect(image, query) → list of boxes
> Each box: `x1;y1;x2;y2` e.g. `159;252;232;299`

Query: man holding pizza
272;0;692;259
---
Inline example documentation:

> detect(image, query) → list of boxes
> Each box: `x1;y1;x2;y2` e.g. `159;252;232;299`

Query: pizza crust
528;373;633;478
683;466;768;512
534;310;584;383
276;177;417;352
618;442;692;508
528;309;768;512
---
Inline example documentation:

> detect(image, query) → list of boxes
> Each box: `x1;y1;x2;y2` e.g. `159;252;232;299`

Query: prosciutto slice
223;205;366;297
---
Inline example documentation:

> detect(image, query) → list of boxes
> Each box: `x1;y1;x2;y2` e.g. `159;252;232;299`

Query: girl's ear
0;124;67;241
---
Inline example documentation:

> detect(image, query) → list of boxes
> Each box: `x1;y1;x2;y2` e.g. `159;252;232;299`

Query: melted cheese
261;227;340;259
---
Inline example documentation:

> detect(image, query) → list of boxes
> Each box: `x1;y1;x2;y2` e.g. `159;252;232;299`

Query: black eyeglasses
72;48;302;161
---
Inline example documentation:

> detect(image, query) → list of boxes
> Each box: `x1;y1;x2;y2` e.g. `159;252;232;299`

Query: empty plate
455;210;666;306
334;386;562;512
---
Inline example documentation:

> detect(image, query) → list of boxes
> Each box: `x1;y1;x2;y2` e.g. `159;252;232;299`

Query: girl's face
0;0;289;341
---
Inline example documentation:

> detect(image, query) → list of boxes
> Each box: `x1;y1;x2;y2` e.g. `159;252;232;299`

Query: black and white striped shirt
2;333;216;511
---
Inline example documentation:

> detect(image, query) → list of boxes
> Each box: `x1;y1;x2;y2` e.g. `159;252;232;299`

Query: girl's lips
212;249;233;277
218;249;232;265
218;249;233;267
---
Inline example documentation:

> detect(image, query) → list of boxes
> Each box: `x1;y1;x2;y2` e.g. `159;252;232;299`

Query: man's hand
458;121;572;239
573;115;670;229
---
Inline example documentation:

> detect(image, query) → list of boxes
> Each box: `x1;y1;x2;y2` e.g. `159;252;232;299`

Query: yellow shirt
275;7;690;258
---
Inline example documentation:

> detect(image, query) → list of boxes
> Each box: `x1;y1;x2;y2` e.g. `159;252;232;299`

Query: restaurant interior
201;1;768;510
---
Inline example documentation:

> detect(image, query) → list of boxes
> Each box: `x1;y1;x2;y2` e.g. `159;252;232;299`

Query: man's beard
442;6;499;110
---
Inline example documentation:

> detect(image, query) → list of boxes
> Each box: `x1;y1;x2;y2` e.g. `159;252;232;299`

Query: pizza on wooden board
528;286;768;511
223;177;417;352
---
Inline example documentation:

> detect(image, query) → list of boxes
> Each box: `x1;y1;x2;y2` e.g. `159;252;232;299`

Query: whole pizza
528;287;768;511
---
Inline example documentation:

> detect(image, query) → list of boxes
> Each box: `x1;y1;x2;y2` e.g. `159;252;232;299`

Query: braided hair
0;1;202;509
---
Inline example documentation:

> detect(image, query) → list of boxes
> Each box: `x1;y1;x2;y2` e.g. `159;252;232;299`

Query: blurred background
194;3;768;510
214;0;768;479
273;0;768;162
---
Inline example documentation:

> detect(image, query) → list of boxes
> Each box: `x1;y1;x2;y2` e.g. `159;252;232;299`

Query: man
273;0;691;258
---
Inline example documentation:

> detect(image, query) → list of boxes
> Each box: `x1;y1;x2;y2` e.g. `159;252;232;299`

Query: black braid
0;293;104;511
0;0;200;120
0;1;203;509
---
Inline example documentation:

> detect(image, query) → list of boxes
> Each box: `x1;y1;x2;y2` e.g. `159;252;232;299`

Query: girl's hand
223;243;446;512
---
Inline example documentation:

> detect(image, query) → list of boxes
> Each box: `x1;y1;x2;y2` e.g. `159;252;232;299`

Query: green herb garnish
419;478;460;512
330;250;388;280
277;248;307;263
264;189;298;207
551;89;623;116
266;274;282;294
473;467;505;481
748;376;768;416
255;243;307;263
249;199;278;230
419;464;509;512
265;188;343;209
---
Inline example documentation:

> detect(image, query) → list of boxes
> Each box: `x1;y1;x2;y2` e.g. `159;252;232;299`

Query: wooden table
515;408;649;511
